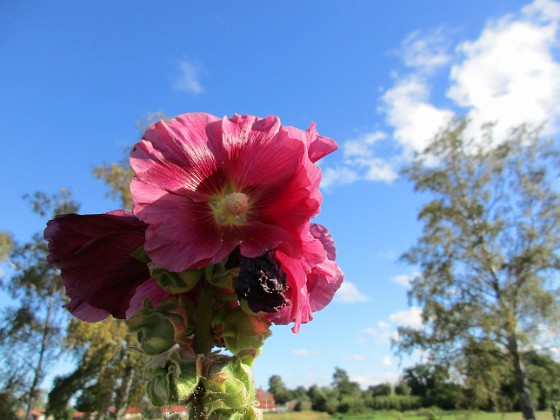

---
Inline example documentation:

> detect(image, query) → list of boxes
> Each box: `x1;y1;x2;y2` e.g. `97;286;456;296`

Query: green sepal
209;405;262;420
150;263;202;294
131;246;150;263
222;309;271;357
145;351;200;406
127;302;175;355
204;260;240;289
201;357;255;412
239;300;267;317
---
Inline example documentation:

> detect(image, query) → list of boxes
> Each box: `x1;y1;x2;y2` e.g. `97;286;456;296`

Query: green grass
265;411;554;420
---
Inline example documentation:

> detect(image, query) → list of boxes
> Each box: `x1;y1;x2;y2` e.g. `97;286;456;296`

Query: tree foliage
0;189;79;419
398;119;560;419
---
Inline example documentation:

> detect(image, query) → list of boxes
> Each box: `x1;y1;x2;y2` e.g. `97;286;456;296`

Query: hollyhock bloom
267;223;344;333
130;113;337;272
44;211;162;322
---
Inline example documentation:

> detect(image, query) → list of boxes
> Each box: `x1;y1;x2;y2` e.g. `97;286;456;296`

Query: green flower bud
201;357;255;412
150;263;202;294
203;260;240;289
222;309;271;356
127;304;175;355
145;354;199;406
210;405;262;420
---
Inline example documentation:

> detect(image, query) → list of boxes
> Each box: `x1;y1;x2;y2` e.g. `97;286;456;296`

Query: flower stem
194;277;213;355
192;277;214;419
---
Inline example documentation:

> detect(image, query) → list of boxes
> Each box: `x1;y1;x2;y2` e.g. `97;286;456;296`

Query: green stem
192;277;214;419
194;277;213;355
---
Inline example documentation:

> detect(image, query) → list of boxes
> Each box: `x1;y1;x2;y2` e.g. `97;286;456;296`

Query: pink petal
126;278;170;318
284;122;338;163
130;113;327;272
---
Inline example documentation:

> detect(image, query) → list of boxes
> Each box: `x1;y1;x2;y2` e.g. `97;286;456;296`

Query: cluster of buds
45;113;343;418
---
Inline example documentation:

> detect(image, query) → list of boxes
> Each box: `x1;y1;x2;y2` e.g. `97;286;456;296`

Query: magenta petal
44;212;150;322
126;278;170;318
130;113;332;272
284;122;338;163
267;225;343;333
310;223;336;260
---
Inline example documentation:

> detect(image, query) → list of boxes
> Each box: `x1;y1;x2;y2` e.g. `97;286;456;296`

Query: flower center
225;192;249;216
210;191;250;226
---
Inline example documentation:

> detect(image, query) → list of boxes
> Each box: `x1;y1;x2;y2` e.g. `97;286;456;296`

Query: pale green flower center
210;191;250;226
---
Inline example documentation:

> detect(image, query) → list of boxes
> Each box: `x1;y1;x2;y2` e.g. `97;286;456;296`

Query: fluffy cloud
344;353;367;361
334;281;369;303
382;355;393;367
448;0;560;139
382;75;454;155
326;0;560;187
361;307;423;345
321;131;397;189
292;349;320;357
351;371;401;388
400;27;452;74
391;274;411;287
174;58;204;94
389;307;423;329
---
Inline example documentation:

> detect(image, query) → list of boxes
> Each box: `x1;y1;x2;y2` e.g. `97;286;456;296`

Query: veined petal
44;212;150;321
130;113;334;272
266;224;343;333
283;122;338;163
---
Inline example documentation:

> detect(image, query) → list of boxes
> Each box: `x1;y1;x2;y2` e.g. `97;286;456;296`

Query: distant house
107;407;144;419
255;388;277;412
16;408;48;420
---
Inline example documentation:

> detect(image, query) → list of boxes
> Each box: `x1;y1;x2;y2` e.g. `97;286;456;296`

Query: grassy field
263;411;554;420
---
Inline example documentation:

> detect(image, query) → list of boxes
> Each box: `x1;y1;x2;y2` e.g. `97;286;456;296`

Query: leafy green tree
403;363;461;409
331;367;364;414
398;119;560;419
0;190;78;420
369;383;392;397
267;375;290;405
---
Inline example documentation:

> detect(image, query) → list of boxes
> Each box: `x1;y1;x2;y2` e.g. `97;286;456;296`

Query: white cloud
389;307;423;330
377;320;391;330
385;0;560;151
292;349;320;357
447;0;560;139
360;326;397;345
324;0;560;189
382;74;454;155
321;166;361;189
344;353;367;361
401;27;452;74
334;281;369;303
382;355;393;367
321;131;397;189
174;59;204;94
391;274;411;287
351;371;401;388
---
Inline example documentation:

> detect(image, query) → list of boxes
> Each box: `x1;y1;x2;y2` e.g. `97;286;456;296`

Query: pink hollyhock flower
130;113;337;272
268;223;344;333
44;211;164;322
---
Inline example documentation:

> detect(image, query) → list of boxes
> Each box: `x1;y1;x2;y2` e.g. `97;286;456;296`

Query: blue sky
2;0;560;391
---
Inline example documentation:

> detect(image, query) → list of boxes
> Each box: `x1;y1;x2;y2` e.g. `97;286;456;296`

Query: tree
331;367;364;414
0;190;79;420
398;119;560;419
267;375;290;405
402;363;461;409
